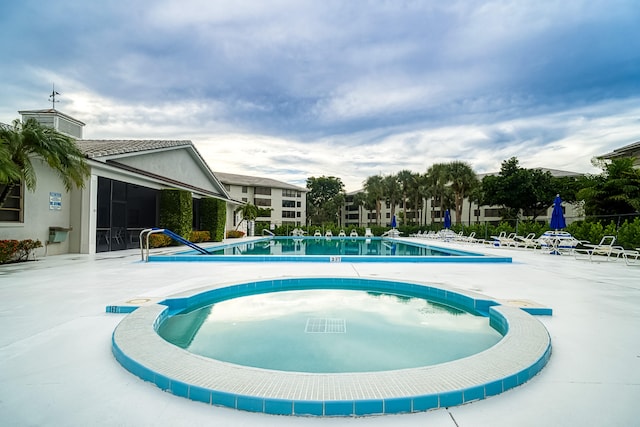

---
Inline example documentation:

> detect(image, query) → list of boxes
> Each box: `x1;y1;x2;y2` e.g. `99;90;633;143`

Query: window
254;198;271;207
282;189;298;197
0;182;23;222
255;187;271;195
242;186;247;193
282;200;296;208
484;208;501;217
241;197;247;202
223;184;231;191
282;210;296;218
431;210;441;219
473;209;481;217
297;201;301;208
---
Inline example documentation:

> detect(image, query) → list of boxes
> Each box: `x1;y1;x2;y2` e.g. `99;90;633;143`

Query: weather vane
49;84;60;109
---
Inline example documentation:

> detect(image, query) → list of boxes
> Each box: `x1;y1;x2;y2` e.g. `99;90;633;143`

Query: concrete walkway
1;240;638;426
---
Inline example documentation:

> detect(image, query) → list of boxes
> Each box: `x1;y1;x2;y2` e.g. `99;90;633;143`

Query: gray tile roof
214;171;308;192
76;140;192;158
599;140;640;159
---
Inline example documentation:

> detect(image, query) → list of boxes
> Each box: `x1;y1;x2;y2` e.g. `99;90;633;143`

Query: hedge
200;197;226;242
159;189;192;240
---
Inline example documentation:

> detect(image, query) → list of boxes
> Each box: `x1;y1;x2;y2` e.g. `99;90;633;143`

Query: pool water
208;237;455;257
158;289;502;373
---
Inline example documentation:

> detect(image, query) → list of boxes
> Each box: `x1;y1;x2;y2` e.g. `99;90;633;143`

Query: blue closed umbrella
391;215;397;228
444;209;451;229
550;194;566;230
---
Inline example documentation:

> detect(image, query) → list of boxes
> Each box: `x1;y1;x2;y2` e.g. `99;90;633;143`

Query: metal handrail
139;228;166;262
262;229;275;236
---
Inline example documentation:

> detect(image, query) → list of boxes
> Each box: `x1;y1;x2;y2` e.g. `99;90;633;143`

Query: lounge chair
515;233;540;249
622;249;640;266
490;232;518;247
338;229;346;237
364;228;374;237
349;230;359;237
313;230;322;237
573;236;621;261
325;230;333;238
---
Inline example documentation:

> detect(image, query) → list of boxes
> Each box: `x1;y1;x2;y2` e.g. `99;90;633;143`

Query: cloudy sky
2;1;639;191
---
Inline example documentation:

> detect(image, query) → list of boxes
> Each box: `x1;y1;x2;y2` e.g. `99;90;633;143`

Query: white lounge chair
515;233;539;249
574;236;622;261
325;230;333;237
364;228;374;237
313;230;322;237
349;230;359;237
338;229;346;237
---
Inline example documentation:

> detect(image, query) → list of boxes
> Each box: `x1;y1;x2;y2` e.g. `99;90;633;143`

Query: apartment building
214;172;308;228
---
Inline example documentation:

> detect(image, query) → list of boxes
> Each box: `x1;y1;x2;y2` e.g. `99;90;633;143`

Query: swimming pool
111;277;551;416
147;237;512;263
157;288;503;373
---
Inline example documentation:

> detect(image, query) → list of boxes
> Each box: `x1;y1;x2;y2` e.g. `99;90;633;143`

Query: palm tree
396;169;414;225
425;163;449;225
351;191;368;227
448;161;479;225
0;118;89;208
415;173;430;226
468;185;484;224
363;175;384;226
235;202;258;230
383;174;401;224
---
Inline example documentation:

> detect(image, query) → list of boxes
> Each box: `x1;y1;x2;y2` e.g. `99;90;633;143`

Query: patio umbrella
391;214;397;228
444;209;451;229
550;194;566;230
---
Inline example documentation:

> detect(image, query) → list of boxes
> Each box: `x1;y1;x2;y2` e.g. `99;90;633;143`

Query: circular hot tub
111;277;551;416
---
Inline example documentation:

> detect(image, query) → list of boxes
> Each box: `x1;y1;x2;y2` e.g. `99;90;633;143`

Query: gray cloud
2;0;639;190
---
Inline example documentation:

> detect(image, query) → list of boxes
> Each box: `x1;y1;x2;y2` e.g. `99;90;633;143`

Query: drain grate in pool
305;318;346;333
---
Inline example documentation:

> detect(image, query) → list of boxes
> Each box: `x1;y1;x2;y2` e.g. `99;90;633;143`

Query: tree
363;175;384;226
306;176;345;225
482;157;556;220
396;169;414;225
577;158;640;216
234;202;258;230
351;191;368;227
447;161;479;225
406;172;425;225
425;163;451;224
0;118;90;207
383;174;401;224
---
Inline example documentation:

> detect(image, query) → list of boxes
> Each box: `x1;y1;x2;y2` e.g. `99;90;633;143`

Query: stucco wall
115;148;221;194
0;159;74;257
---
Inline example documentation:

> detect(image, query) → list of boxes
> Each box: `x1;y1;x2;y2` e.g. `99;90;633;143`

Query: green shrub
616;218;640;249
200;197;226;242
159;189;192;240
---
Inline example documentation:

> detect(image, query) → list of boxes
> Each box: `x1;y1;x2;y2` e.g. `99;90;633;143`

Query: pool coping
111;277;551;416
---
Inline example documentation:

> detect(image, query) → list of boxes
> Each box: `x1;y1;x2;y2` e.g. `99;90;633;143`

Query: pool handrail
140;228;210;262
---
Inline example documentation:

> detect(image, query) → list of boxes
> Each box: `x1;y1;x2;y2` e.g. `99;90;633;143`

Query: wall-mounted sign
49;192;62;210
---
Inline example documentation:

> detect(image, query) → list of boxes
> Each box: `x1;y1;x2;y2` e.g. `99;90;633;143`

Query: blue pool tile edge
110;277;552;417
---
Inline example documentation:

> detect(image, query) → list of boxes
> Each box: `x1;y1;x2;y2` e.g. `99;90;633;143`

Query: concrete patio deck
1;239;638;426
